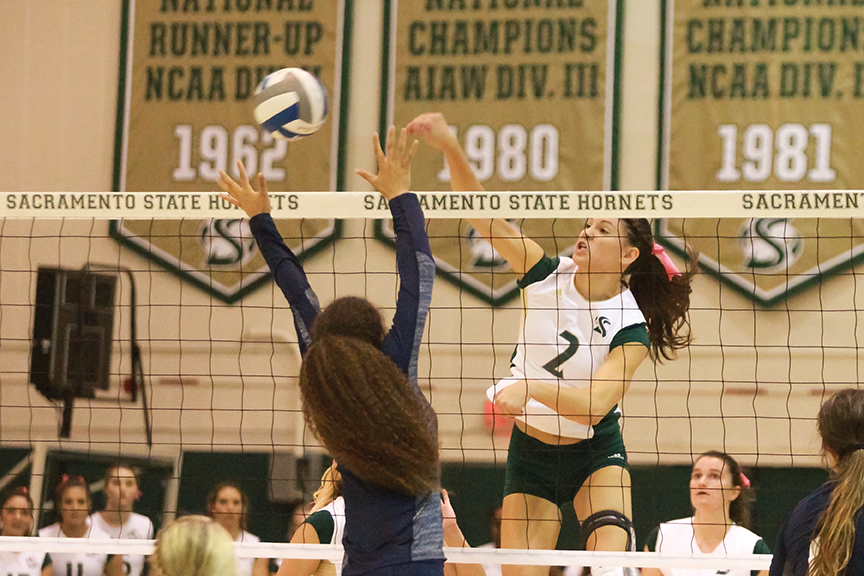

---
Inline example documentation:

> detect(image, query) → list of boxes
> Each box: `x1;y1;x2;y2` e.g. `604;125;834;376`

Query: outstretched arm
495;343;649;426
217;161;320;354
358;127;434;382
407;112;545;275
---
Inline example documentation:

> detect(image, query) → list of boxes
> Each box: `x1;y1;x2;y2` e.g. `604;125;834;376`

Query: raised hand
406;112;459;152
356;125;419;200
216;160;271;218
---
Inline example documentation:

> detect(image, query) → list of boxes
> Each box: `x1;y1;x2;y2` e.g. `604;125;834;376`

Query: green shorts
503;413;628;509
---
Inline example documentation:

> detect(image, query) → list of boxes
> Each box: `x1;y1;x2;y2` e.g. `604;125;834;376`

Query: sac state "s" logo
199;219;258;267
594;316;611;337
738;218;803;271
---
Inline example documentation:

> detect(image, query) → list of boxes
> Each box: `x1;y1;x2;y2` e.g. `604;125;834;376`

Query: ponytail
622;218;696;362
810;389;864;576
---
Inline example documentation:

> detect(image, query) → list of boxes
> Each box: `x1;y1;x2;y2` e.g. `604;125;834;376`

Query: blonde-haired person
277;462;345;576
207;482;268;576
0;487;53;576
642;451;769;576
152;516;235;576
770;388;864;576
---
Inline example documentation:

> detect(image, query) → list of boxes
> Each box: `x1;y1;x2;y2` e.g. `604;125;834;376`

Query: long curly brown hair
300;299;439;496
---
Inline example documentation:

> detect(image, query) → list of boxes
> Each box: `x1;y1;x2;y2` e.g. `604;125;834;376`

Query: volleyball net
1;189;860;573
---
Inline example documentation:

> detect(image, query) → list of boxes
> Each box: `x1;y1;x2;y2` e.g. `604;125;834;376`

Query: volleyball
252;67;328;141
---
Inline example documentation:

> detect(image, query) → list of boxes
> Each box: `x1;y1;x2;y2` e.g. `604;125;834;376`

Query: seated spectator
39;476;123;576
92;464;154;576
0;487;53;576
207;482;268;576
643;451;769;576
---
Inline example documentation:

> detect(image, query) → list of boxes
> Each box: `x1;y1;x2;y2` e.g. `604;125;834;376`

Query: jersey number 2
542;331;579;378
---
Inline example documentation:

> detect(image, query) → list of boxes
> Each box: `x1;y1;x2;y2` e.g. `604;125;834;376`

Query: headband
739;472;750;489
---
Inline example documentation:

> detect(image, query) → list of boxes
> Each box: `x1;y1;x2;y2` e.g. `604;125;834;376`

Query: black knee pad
579;509;636;552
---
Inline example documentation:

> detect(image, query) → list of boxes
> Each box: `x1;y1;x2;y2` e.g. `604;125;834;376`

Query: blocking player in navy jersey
0;487;52;576
217;126;443;576
38;477;123;576
770;388;864;576
407;113;695;576
92;465;154;576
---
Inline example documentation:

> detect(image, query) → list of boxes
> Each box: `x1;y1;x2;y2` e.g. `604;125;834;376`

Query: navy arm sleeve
249;213;321;355
378;193;435;384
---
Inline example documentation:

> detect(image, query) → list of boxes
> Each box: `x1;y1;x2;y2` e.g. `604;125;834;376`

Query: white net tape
2;190;863;219
0;539;772;570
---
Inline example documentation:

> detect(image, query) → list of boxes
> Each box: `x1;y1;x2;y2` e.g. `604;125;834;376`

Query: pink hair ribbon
652;243;681;281
739;472;751;489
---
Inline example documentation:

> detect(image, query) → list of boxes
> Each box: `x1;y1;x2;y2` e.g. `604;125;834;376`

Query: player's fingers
216;172;237;195
371;132;384;162
218;193;240;207
257;173;268;195
356;169;376;186
404;138;419;166
385;125;396;159
237;160;250;189
397;126;408;157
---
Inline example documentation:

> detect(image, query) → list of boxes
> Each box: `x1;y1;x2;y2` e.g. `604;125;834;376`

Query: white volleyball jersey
234;530;260;576
487;256;647;438
316;497;346;576
0;551;49;576
653;517;766;576
91;513;153;576
38;521;111;576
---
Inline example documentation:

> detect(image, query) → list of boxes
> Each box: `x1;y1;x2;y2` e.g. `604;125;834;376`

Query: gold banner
664;0;864;191
117;0;346;193
112;0;347;303
662;0;864;305
387;0;619;305
389;0;618;193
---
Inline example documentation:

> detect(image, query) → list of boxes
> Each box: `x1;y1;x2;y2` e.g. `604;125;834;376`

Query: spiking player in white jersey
1;487;52;576
91;465;154;576
408;112;696;576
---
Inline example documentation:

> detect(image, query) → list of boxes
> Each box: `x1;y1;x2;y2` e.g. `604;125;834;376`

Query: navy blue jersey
770;481;864;576
249;193;443;575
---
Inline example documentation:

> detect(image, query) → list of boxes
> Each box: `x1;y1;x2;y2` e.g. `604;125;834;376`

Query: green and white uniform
487;255;649;439
38;520;112;576
0;551;50;576
645;518;771;576
91;512;153;576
